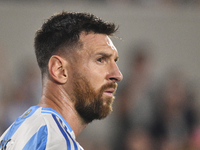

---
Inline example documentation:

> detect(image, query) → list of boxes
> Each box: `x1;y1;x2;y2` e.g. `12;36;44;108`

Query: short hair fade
34;11;118;75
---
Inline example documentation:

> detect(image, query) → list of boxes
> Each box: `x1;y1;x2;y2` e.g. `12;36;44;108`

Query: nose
107;62;123;82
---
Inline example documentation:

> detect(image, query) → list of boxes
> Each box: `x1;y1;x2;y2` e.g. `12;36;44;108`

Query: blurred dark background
0;0;200;149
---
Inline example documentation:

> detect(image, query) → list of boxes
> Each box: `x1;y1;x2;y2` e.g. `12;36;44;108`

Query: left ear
48;55;68;84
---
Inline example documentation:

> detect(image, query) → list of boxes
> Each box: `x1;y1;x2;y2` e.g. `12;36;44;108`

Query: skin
38;32;123;137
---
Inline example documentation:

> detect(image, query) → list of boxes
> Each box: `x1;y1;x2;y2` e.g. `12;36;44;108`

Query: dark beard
72;73;117;124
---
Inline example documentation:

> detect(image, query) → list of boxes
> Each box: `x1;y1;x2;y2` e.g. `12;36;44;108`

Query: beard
71;72;117;124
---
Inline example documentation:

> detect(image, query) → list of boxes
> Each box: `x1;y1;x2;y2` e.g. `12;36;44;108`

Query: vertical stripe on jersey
41;108;73;132
63;124;78;150
52;115;72;149
42;108;80;150
0;106;40;148
22;125;48;150
53;115;79;150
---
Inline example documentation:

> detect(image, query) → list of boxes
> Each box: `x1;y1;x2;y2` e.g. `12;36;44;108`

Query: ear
48;55;68;84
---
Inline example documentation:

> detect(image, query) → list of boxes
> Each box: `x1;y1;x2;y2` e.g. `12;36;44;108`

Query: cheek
87;71;106;91
80;61;108;91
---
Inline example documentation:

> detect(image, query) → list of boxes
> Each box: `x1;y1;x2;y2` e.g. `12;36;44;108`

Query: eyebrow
96;52;119;62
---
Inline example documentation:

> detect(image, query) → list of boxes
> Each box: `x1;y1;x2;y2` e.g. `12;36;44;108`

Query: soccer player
0;11;123;149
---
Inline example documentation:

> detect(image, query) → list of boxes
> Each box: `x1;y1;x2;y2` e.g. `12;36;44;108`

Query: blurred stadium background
0;0;200;149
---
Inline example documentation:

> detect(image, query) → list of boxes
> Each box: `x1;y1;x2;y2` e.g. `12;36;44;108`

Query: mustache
100;82;118;93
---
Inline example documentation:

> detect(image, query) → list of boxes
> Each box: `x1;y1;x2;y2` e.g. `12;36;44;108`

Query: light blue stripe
52;115;71;149
22;125;47;150
0;106;40;147
41;107;73;132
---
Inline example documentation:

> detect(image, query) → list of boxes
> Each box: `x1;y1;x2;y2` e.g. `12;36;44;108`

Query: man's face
70;33;123;123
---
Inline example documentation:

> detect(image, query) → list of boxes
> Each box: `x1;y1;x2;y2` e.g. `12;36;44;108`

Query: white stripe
55;116;76;150
42;109;76;138
42;114;67;149
9;108;46;149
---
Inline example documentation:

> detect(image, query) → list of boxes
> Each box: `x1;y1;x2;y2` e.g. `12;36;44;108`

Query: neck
38;79;87;137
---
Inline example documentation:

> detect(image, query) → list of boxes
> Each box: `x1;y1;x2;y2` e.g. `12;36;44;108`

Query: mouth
104;88;115;97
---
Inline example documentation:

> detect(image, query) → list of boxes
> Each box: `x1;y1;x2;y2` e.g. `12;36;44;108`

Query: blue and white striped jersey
0;106;84;150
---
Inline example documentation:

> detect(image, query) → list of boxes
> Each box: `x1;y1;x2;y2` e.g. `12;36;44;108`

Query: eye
114;57;119;62
97;57;105;63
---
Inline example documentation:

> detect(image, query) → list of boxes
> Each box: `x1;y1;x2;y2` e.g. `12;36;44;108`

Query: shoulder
20;107;73;149
1;106;84;150
40;108;84;150
0;106;48;149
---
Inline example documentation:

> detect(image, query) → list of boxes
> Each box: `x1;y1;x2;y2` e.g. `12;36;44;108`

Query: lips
104;88;115;97
100;82;117;97
105;88;115;93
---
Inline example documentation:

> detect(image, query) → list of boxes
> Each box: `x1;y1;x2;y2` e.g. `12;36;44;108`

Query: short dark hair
34;11;118;75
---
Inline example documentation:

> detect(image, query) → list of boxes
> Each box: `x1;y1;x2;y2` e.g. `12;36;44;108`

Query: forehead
79;32;118;55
